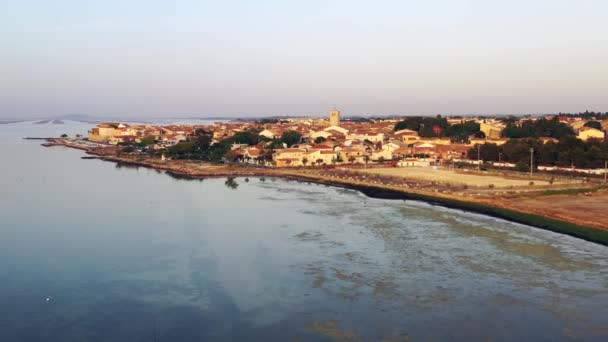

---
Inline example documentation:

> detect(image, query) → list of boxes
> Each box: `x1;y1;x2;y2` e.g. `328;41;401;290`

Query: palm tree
302;157;309;166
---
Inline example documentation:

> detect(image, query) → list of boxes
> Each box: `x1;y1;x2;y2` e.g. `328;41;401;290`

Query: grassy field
357;167;555;188
350;182;608;245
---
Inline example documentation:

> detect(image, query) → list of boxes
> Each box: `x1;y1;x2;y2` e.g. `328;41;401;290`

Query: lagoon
1;122;607;341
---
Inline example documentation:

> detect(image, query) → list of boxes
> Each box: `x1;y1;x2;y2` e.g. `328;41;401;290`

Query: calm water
1;122;608;341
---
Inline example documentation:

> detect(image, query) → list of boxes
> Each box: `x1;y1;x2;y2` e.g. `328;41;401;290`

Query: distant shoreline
44;138;608;246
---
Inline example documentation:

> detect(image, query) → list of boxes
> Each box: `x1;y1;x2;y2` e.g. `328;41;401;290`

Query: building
329;109;341;127
479;121;504;139
88;123;128;143
398;158;431;167
305;150;337;165
338;146;367;163
394;129;420;143
273;148;307;167
578;127;605;141
259;129;279;139
370;148;392;161
310;130;333;141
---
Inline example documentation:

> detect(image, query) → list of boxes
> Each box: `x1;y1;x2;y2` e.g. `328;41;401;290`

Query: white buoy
46;297;51;302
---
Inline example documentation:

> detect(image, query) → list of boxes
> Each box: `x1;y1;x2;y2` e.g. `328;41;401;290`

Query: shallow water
1;122;607;341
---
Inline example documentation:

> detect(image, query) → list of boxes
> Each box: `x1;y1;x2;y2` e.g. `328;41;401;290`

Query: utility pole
530;147;534;177
477;145;481;170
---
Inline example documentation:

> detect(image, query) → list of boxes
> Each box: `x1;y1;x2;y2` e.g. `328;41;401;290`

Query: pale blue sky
1;0;607;118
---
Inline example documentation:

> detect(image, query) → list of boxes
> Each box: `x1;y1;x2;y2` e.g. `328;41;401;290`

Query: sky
1;0;607;118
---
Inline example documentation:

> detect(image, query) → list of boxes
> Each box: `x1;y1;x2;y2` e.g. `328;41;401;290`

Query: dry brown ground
501;191;608;231
357;167;559;188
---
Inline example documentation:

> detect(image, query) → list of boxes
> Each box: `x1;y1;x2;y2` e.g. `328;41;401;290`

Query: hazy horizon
2;0;607;119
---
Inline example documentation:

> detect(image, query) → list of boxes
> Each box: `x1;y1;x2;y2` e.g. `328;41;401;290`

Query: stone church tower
329;109;341;127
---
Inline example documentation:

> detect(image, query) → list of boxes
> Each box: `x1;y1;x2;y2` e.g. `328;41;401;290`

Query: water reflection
1;122;608;341
114;161;140;170
224;177;239;189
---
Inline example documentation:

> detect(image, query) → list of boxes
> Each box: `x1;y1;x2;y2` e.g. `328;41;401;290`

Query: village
85;109;608;175
42;109;608;244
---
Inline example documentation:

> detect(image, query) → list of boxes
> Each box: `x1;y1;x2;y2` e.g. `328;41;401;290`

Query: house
570;120;587;131
88;123;129;143
412;142;436;156
485;138;508;146
242;147;262;162
338;146;367;163
539;137;559;144
370;148;392;161
479;121;505;139
347;130;385;143
323;126;348;135
398;158;431;167
394;129;420;143
305;150;338;165
273;148;307;167
578;127;605;141
108;135;136;145
310;130;333;141
259;129;280;139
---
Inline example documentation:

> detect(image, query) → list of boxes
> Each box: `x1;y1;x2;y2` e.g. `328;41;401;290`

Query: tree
378;156;385;163
60;134;68;138
301;157;308;166
121;145;135;153
515;160;529;172
394;116;449;137
192;130;213;151
363;155;370;166
467;143;500;161
231;131;261;145
280;130;302;147
584;121;603;130
348;156;356;163
501;117;574;139
314;136;327;144
267;139;285;150
140;136;155;146
445;121;481;142
316;158;324;166
463;135;608;171
473;131;486;139
167;141;195;158
223;150;238;162
257;118;279;124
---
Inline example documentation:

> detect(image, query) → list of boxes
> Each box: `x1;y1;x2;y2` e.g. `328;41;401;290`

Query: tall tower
329;109;341;127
